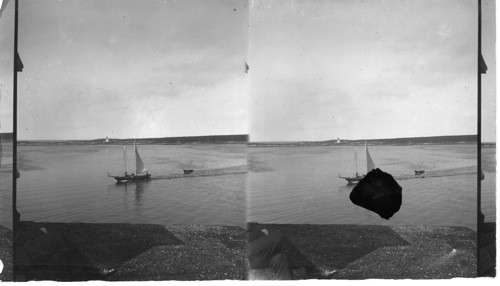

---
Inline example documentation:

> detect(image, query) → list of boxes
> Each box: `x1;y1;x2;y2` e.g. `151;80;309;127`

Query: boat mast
365;141;367;174
134;139;137;173
354;147;358;175
123;145;127;175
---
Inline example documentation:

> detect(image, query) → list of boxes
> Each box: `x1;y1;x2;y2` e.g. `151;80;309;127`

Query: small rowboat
414;170;425;175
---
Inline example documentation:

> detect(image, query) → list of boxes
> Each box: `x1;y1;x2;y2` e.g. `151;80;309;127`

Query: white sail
135;141;147;174
365;142;376;172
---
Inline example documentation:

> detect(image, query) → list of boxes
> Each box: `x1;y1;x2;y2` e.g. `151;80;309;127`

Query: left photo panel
0;0;14;281
13;0;249;281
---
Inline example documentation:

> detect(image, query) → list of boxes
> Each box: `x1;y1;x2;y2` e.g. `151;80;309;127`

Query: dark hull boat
343;175;364;185
183;169;194;174
414;170;425;175
113;173;151;183
108;141;151;183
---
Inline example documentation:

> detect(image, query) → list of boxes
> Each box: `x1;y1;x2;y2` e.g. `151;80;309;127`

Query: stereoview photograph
0;0;496;282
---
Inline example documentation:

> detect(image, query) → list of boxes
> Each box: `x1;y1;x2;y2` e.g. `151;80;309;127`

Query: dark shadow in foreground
478;219;496;277
14;221;183;281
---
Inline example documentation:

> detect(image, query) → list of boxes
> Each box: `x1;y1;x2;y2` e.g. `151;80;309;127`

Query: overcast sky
0;0;14;134
3;0;496;142
17;0;249;140
482;0;496;143
249;0;479;142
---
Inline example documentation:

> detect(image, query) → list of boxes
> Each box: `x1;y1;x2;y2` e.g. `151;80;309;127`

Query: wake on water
147;165;474;182
149;165;247;181
393;167;476;181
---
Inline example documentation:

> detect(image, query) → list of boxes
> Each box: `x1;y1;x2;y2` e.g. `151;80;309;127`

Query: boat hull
344;176;363;185
339;174;364;185
113;173;151;183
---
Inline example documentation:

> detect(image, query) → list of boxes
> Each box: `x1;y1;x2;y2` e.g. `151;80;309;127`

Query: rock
349;168;402;219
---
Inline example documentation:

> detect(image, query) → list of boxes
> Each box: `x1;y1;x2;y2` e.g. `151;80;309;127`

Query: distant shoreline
249;135;480;147
10;134;491;147
15;134;249;146
248;141;483;147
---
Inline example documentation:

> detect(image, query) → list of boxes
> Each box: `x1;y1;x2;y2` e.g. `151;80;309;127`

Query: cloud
0;0;14;132
17;0;249;140
249;0;476;141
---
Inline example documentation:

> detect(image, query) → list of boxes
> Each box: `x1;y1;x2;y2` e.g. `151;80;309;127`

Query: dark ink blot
349;168;402;220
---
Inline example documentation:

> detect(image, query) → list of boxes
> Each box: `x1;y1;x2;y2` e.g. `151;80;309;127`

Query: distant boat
108;141;151;183
336;138;341;144
339;142;376;184
105;136;110;143
414;170;425;175
183;169;194;174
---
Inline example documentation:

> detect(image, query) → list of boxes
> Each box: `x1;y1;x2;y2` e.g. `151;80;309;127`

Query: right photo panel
247;0;479;280
479;0;496;278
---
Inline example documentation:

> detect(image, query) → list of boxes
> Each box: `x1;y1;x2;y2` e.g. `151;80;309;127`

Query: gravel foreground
249;223;477;280
0;225;13;281
10;221;477;281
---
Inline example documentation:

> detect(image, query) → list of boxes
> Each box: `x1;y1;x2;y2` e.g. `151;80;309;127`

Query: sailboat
339;142;376;184
108;141;151;183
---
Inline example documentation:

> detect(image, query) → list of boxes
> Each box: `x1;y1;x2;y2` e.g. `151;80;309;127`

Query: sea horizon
8;133;486;142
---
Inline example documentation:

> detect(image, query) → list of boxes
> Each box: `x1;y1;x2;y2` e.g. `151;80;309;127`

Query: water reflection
107;180;150;216
134;181;148;214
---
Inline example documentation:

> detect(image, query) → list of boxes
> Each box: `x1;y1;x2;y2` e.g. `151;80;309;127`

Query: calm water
13;143;497;231
17;144;246;227
0;141;13;229
481;145;496;224
249;144;488;231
